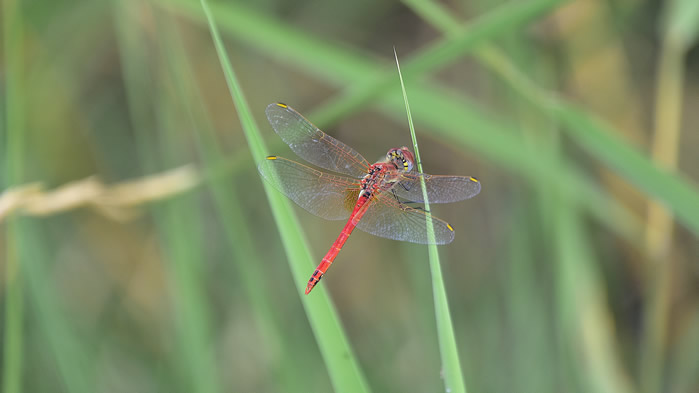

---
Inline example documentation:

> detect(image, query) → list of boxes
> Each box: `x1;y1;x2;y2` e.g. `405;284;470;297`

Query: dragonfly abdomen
305;195;372;294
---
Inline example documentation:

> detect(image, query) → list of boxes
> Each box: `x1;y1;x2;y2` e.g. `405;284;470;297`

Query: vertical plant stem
2;0;25;391
395;51;467;393
641;35;685;393
156;112;221;393
2;8;94;384
2;235;22;393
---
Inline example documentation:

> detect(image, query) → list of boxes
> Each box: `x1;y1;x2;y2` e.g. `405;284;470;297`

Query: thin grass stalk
395;51;467;393
552;200;635;393
506;200;558;393
157;99;221;393
401;3;635;391
18;224;94;393
646;33;685;258
2;234;22;393
198;1;371;391
2;0;25;391
640;3;693;388
497;23;561;393
3;9;95;386
157;16;276;318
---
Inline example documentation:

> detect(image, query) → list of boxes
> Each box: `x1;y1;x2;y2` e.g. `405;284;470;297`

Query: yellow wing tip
275;102;288;108
447;223;454;232
266;156;278;160
470;176;479;183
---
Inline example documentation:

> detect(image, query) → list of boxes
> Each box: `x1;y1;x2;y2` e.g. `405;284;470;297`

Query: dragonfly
258;103;481;294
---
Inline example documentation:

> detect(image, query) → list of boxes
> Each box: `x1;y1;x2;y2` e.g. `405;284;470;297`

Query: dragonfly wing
355;192;455;244
258;156;360;220
393;173;481;203
266;103;370;178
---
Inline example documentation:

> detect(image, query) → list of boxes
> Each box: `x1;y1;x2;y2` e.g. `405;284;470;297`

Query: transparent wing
257;156;360;220
356;192;456;245
265;103;370;178
393;172;481;203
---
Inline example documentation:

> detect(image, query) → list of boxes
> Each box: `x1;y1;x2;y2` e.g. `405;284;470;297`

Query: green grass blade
19;223;94;393
640;1;699;390
663;0;699;50
2;232;23;393
550;102;699;236
155;17;308;390
552;200;634;393
402;0;462;32
667;313;699;392
3;0;26;391
156;117;221;393
505;200;558;393
395;51;468;393
4;3;95;392
198;1;371;392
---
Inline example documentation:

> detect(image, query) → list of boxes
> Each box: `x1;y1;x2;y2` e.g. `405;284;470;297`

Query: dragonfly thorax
359;163;400;199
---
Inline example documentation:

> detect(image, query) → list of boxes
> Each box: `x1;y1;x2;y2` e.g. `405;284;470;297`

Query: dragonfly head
387;147;415;173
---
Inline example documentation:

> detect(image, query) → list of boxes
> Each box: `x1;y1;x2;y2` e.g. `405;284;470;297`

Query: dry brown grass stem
0;165;199;222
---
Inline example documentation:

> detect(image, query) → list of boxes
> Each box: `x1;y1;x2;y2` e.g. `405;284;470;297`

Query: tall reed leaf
198;1;370;392
395;51;468;393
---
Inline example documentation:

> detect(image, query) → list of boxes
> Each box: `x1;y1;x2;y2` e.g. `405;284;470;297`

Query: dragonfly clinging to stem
258;103;481;294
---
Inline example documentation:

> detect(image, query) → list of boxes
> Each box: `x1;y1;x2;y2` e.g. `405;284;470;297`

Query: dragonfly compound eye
387;148;413;172
397;147;414;172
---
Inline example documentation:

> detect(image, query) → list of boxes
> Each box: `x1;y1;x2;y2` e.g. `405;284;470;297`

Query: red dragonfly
258;103;481;294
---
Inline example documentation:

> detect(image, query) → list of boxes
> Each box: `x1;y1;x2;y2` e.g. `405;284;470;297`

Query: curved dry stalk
0;165;199;222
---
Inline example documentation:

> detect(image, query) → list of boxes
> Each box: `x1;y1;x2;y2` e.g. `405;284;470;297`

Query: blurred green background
2;0;699;392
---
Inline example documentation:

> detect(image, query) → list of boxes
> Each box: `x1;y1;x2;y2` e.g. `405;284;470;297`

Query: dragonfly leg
390;189;431;212
390;189;412;203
